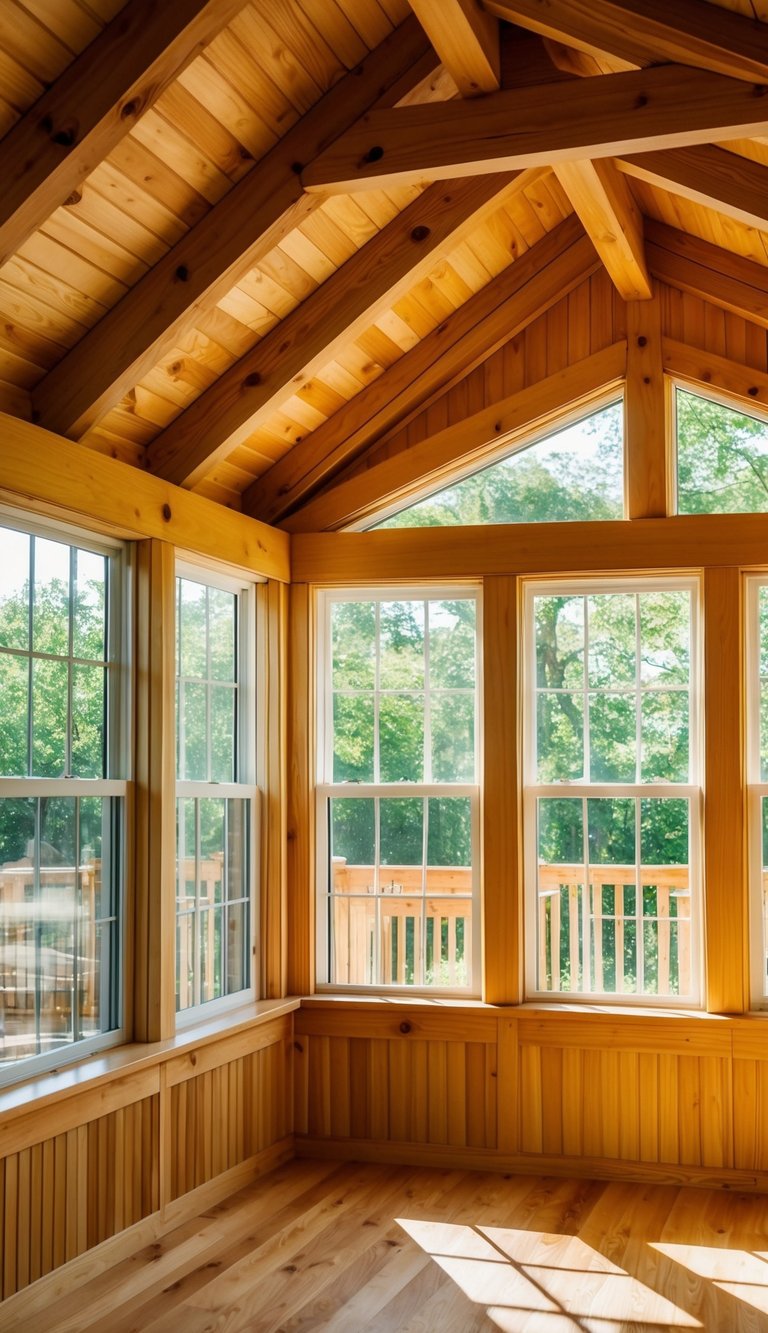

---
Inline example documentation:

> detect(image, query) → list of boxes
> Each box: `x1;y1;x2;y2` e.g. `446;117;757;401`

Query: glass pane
641;799;689;866
179;579;207;679
210;685;235;783
588;593;636;687
762;798;768;997
0;527;29;650
537;693;583;781
761;685;768;783
225;900;248;995
72;663;104;778
209;586;236;682
760;586;768;677
379;693;423;782
431;692;474;782
177;797;196;907
535;595;584;689
73;549;106;661
329;895;375;985
375;399;623;528
429;599;475;689
381;898;420;985
423;899;471;988
176;913;194;1012
538;798;583;864
677;387;768;514
588;798;635;865
330;798;375;872
179;680;207;782
589;694;636;782
639;591;690;685
0;653;29;776
380;798;423;872
33;537;70;656
333;694;374;782
32;658;67;777
226;801;249;902
641;692;689;782
379;600;424;690
200;799;225;906
332;601;375;690
427;797;472;868
199;907;223;1003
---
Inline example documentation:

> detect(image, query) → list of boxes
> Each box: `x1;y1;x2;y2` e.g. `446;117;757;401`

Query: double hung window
0;518;126;1077
317;588;480;993
524;579;701;1002
175;569;257;1016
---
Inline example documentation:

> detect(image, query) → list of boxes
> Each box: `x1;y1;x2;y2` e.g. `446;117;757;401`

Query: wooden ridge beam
408;0;500;95
285;342;627;532
243;215;599;525
302;65;768;194
0;0;248;269
33;18;434;441
553;158;651;300
0;413;289;583
617;145;768;235
145;172;523;488
484;0;768;83
646;220;768;329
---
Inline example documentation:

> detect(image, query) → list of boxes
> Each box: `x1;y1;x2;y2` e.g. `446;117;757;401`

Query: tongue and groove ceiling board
2;0;768;520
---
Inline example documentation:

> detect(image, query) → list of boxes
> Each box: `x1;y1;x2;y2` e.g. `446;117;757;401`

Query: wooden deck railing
538;862;692;995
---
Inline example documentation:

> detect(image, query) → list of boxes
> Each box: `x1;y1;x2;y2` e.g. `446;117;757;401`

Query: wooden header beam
33;18;433;441
285;343;627;532
0;414;289;583
145;171;521;488
244;215;600;525
0;0;247;269
302;66;768;194
484;0;768;84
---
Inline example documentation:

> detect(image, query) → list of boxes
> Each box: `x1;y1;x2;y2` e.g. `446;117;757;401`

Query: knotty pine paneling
0;1093;159;1301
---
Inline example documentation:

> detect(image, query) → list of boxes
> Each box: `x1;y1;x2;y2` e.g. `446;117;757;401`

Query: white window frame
746;575;768;1009
316;584;482;996
522;574;703;1006
0;508;129;1086
174;560;261;1025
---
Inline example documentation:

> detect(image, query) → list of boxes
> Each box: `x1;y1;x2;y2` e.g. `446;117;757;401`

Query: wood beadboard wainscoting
294;1000;768;1190
0;1000;297;1318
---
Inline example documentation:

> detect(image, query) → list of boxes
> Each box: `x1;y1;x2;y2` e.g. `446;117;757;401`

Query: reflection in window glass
374;400;624;528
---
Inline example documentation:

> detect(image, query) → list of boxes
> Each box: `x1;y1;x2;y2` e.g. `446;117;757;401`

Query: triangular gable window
372;399;624;529
676;387;768;514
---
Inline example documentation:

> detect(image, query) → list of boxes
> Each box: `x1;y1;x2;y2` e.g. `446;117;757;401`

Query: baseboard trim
0;1137;294;1330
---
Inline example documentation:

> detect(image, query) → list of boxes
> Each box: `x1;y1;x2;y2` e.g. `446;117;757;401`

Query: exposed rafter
407;0;500;95
483;0;768;83
553;158;651;300
243;216;599;525
33;19;434;441
284;343;627;531
646;220;768;329
302;66;768;194
144;172;527;488
617;145;768;235
0;0;248;268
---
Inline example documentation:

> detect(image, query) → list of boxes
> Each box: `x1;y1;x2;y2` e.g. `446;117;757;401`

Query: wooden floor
12;1158;768;1331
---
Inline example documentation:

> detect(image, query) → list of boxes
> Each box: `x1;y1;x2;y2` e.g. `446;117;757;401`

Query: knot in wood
162;503;172;522
637;335;647;347
175;265;189;282
411;225;431;242
53;127;77;147
120;98;139;121
399;1021;412;1034
243;372;262;388
363;145;384;164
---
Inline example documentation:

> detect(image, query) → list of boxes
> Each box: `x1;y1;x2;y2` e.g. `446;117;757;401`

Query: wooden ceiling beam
302;65;768;194
244;215;600;525
0;0;248;269
617;145;768;235
554;158;651;300
284;342;627;532
145;172;524;488
33;19;434;441
407;0;500;94
646;220;768;329
484;0;768;84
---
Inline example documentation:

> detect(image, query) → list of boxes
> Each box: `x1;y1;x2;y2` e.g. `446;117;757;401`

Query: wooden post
287;584;315;996
133;539;176;1042
626;290;668;518
260;580;288;999
704;566;748;1013
483;576;523;1003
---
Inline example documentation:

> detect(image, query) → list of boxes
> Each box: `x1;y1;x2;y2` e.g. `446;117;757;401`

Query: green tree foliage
677;389;768;513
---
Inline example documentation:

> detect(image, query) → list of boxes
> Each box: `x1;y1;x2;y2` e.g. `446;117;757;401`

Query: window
0;518;126;1078
524;579;701;1003
373;398;623;529
175;570;257;1016
317;589;480;992
747;578;768;1007
676;386;768;514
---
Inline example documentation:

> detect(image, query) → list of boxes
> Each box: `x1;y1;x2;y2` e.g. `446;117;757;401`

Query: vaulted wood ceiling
3;0;768;529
